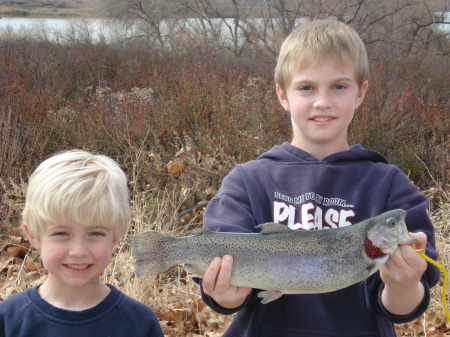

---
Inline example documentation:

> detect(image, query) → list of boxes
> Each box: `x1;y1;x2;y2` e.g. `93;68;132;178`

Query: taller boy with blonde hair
198;20;439;336
0;150;163;337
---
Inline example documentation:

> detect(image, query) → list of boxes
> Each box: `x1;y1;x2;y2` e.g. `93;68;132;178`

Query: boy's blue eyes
299;85;346;90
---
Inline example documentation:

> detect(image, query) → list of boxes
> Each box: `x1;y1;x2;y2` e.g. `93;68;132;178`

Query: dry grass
1;175;448;336
396;199;450;336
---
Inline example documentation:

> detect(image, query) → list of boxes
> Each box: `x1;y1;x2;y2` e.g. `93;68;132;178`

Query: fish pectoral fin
257;290;284;304
256;223;291;234
184;264;206;278
364;253;390;277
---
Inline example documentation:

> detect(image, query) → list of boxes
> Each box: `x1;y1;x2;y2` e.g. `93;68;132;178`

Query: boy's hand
202;255;252;309
380;232;428;315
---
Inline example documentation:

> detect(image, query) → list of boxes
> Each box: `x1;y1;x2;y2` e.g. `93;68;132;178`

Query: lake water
0;17;90;28
0;17;115;43
0;16;251;44
0;15;448;44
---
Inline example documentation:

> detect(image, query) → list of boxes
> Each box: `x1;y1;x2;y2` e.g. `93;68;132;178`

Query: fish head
367;209;418;255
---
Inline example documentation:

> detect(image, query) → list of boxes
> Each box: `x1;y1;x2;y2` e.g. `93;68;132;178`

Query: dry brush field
0;38;449;336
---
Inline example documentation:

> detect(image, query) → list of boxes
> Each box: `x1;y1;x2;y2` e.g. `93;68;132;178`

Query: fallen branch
177;202;209;218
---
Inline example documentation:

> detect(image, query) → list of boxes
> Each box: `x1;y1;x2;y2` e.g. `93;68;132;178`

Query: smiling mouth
312;117;333;122
66;264;90;269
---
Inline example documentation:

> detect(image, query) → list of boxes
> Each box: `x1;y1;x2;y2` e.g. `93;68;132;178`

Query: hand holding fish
202;255;252;309
381;232;428;316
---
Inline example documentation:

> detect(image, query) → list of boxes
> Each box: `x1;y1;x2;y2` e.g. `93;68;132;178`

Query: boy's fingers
409;232;427;251
384;232;428;275
215;255;234;291
202;257;222;294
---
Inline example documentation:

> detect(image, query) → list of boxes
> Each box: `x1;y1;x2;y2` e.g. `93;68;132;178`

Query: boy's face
25;221;115;290
276;58;368;158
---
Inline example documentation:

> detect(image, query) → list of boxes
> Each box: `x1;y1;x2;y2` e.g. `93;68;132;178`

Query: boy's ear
23;224;41;250
355;81;369;110
276;84;290;112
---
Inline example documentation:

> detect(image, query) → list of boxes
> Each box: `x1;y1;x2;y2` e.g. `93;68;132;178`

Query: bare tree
214;0;257;56
102;0;182;47
102;0;449;57
177;0;223;50
405;1;450;55
178;0;260;56
267;0;307;36
310;0;450;56
238;0;313;56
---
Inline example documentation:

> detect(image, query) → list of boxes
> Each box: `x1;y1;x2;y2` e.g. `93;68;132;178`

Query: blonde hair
22;150;130;242
275;19;369;93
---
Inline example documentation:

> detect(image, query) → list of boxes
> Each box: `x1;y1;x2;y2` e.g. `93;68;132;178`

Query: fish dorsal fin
191;228;213;236
256;223;291;234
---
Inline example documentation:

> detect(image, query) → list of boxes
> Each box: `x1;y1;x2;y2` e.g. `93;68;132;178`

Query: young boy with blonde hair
0;150;163;337
199;20;440;336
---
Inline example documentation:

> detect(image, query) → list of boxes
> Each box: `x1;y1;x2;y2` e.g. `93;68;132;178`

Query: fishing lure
416;249;449;320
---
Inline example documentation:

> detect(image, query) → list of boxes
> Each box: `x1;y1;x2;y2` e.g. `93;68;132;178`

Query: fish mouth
379;236;418;254
397;235;419;245
368;217;418;255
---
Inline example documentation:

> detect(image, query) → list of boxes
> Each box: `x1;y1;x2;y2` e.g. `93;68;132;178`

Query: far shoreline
0;6;99;18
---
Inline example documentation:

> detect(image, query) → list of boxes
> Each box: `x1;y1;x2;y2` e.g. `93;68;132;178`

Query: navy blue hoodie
199;142;440;337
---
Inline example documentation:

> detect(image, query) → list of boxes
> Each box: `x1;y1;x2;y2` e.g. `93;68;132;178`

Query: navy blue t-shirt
0;284;163;337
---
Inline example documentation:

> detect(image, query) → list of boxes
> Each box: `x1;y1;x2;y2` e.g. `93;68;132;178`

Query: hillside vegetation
0;7;449;336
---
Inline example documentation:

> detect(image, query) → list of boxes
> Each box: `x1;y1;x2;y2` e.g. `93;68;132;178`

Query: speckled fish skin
131;209;417;304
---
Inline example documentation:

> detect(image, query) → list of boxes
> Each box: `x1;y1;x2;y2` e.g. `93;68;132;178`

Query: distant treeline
99;0;449;57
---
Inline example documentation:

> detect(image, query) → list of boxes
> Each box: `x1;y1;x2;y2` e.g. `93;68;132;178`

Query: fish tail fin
130;231;175;277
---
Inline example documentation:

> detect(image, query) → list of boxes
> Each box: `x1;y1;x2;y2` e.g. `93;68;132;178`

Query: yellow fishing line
415;250;450;321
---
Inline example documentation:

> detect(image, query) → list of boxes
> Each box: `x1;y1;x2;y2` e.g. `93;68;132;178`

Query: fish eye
387;218;396;227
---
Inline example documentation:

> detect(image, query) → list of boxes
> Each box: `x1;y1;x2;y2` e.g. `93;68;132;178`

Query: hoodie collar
257;142;389;164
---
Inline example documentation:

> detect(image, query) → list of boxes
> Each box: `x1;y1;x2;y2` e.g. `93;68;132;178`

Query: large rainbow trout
131;209;417;303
